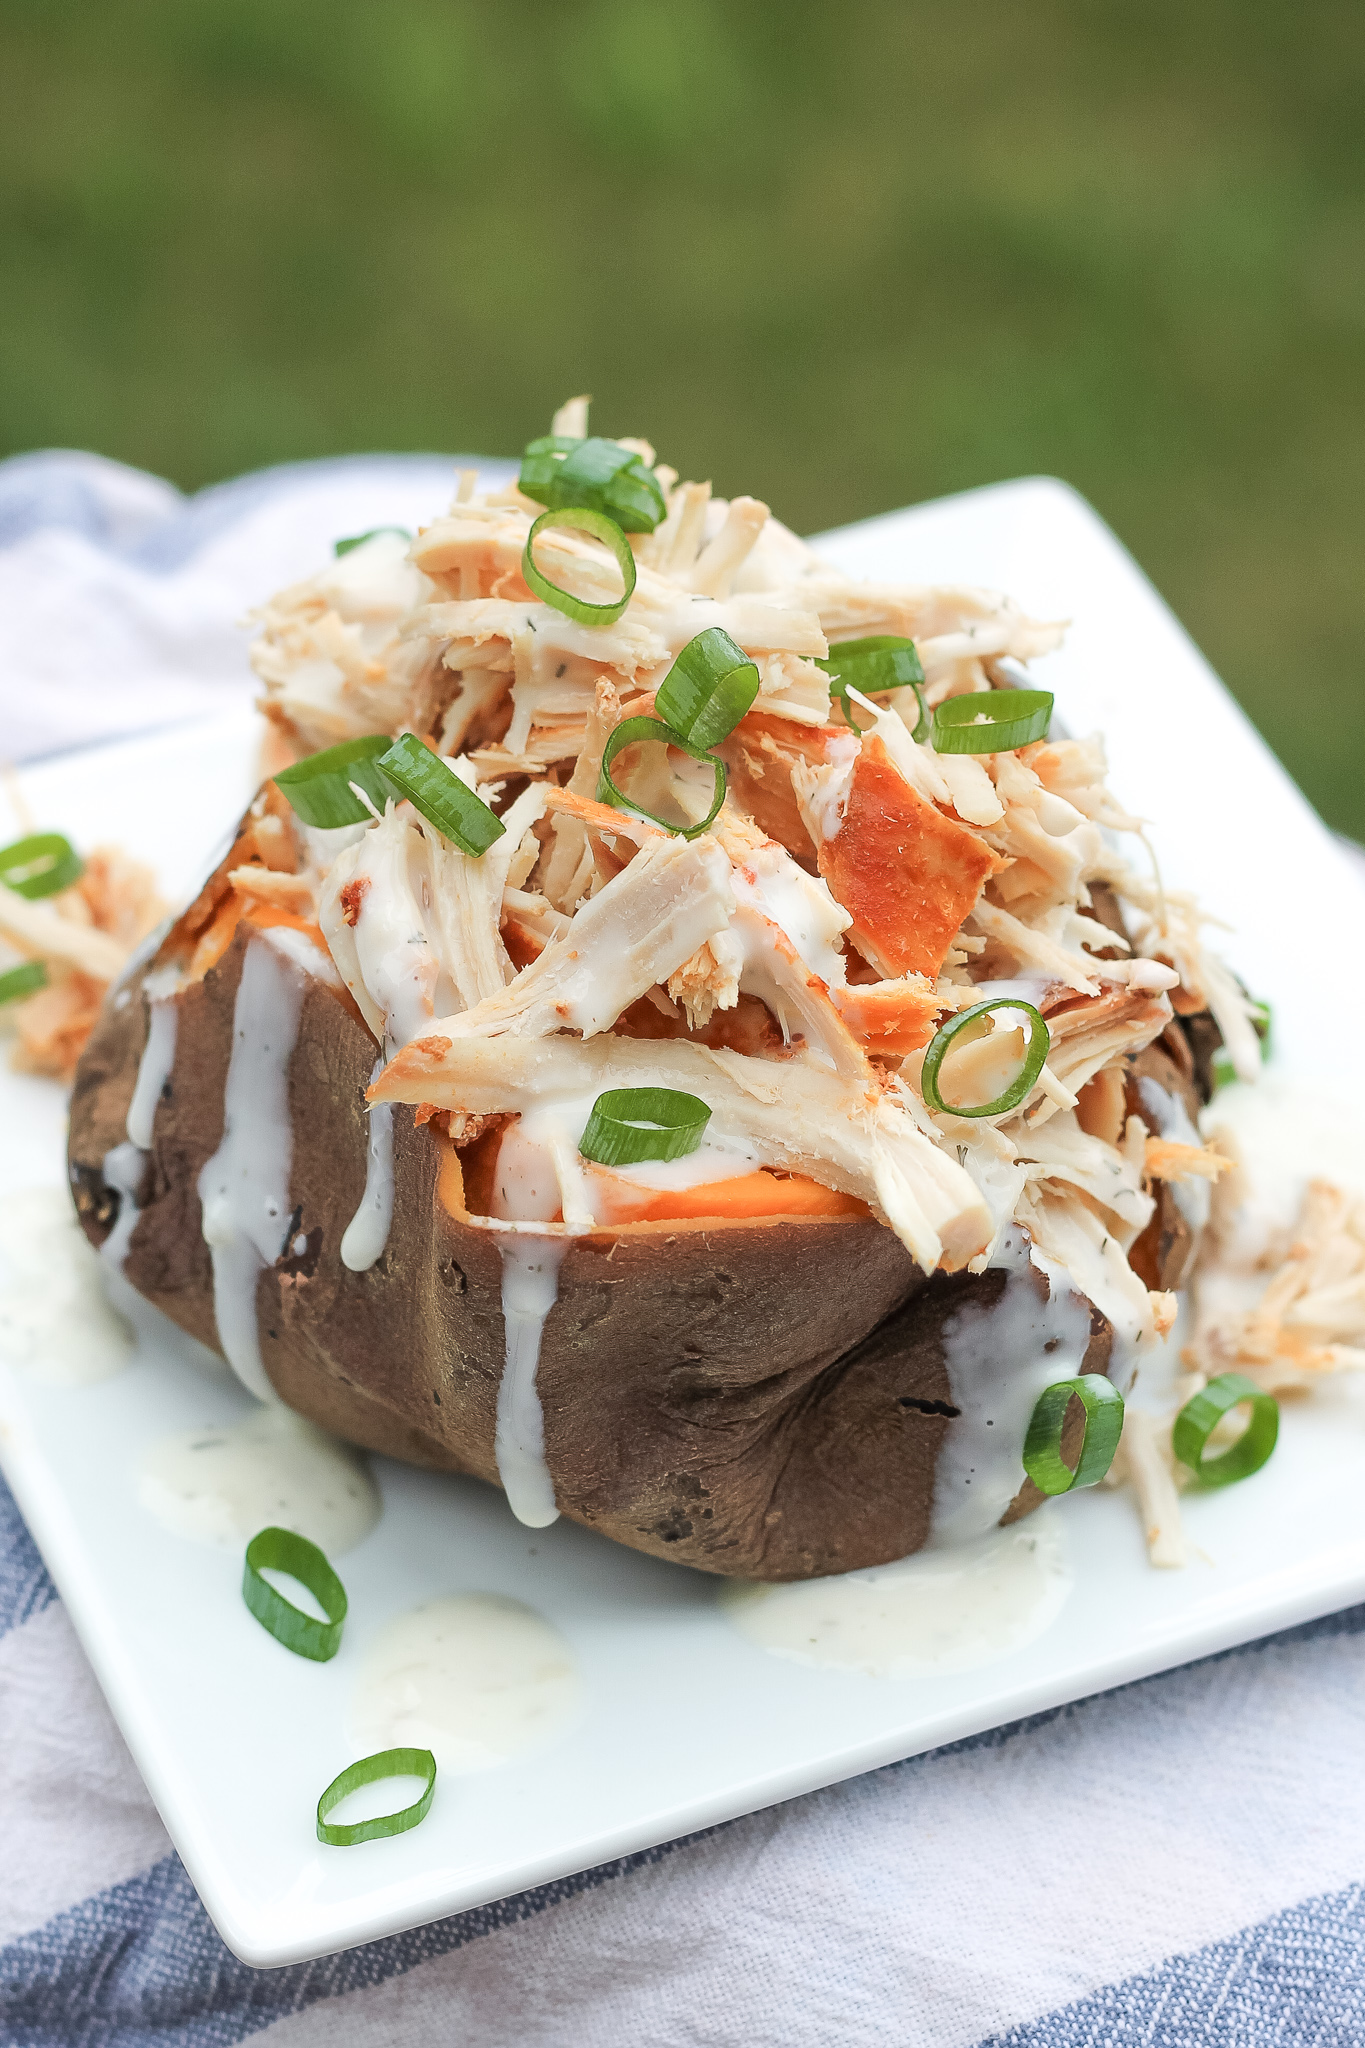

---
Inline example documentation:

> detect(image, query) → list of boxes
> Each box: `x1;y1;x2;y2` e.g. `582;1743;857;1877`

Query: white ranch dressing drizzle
0;1187;133;1384
340;1059;395;1273
259;921;343;990
494;1234;571;1528
968;974;1055;1010
100;1141;148;1274
196;937;306;1402
493;1094;764;1226
137;1406;380;1551
730;844;850;986
348;1593;580;1771
932;1226;1092;1548
124;962;182;1149
100;962;189;1275
721;1516;1072;1677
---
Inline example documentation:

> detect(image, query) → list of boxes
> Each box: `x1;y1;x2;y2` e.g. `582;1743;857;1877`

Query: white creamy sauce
0;1187;134;1384
1140;1074;1211;1232
494;1235;570;1528
260;922;343;990
350;817;441;1046
301;819;370;870
731;845;850;986
492;1094;763;1226
349;1593;581;1772
933;1226;1092;1547
100;1140;147;1273
137;1406;380;1552
340;1059;395;1273
721;1517;1072;1677
101;964;189;1274
124;963;182;1149
968;975;1055;1010
196;937;306;1402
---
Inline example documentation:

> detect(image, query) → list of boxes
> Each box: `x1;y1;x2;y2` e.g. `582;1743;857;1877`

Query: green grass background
2;0;1362;834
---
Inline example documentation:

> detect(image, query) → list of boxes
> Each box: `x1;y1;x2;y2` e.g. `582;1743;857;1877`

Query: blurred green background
2;0;1362;833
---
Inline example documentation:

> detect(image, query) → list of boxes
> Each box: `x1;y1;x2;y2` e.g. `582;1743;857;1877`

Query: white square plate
4;477;1365;1969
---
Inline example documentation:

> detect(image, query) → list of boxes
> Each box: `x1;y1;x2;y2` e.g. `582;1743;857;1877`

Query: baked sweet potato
68;799;1119;1581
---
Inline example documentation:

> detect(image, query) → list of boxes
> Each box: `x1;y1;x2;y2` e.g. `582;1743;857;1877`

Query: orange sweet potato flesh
817;737;999;979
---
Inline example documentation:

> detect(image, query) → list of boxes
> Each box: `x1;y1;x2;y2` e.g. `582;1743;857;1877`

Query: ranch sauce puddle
721;1518;1072;1678
137;1406;380;1552
0;1187;134;1385
349;1593;581;1771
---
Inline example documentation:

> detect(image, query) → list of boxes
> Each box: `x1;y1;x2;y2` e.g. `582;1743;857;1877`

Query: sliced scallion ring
920;999;1050;1118
816;637;928;739
579;1086;712;1167
597;716;726;839
0;960;47;1005
1172;1372;1279;1487
242;1526;347;1662
0;832;84;900
377;734;505;856
522;507;638;625
654;628;760;751
1023;1375;1125;1495
334;526;412;557
519;435;665;532
316;1747;437;1847
274;735;393;829
932;688;1053;755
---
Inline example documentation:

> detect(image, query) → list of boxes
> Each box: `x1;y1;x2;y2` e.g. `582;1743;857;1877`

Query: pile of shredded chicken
244;395;1266;1369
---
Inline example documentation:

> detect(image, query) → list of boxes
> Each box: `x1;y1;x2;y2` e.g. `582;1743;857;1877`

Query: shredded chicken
372;1030;993;1273
1187;1178;1365;1389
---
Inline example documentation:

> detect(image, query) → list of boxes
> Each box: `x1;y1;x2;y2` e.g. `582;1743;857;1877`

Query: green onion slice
920;999;1051;1118
377;734;505;856
522;507;638;625
0;960;48;1005
519;435;665;533
1023;1374;1126;1495
932;688;1054;755
1172;1372;1279;1487
242;1526;347;1662
0;832;84;900
654;628;760;751
597;716;726;839
274;735;393;829
816;637;928;738
579;1086;712;1167
316;1747;437;1847
334;526;412;557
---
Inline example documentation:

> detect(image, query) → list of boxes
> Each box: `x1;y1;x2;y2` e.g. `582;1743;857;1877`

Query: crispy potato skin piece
67;795;1114;1582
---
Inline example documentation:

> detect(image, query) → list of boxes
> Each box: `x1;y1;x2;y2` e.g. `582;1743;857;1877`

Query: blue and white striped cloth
5;450;1365;2047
